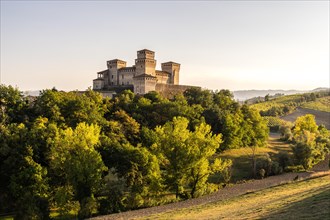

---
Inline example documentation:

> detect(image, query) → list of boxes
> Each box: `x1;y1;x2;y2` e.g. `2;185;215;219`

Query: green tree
183;87;213;108
241;105;269;177
49;123;107;219
293;114;318;141
0;85;28;124
152;117;222;198
34;89;107;127
0;123;49;219
292;115;330;170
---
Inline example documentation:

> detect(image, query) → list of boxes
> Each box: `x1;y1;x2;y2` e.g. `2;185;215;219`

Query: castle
93;49;196;96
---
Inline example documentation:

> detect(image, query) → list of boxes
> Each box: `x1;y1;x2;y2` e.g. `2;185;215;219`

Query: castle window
122;75;124;79
111;75;114;79
110;66;112;69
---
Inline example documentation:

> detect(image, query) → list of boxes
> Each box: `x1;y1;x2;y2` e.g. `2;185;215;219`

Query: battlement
161;61;181;67
137;49;155;59
107;59;126;65
118;67;136;72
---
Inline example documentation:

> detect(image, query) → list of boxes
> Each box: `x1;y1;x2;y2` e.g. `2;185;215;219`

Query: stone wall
155;84;200;98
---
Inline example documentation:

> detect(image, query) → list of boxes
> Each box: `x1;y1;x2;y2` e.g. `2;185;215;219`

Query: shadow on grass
260;185;330;220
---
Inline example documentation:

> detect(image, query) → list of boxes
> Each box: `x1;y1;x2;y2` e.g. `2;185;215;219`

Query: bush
258;168;266;179
279;125;293;142
256;154;272;177
277;152;293;170
271;161;283;175
256;154;283;177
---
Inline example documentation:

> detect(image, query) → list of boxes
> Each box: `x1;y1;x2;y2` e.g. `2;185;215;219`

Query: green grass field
302;96;330;112
250;94;302;112
140;175;330;220
250;94;330;113
212;134;292;182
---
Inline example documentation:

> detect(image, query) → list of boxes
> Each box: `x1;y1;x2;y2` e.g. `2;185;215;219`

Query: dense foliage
0;85;269;219
279;114;330;170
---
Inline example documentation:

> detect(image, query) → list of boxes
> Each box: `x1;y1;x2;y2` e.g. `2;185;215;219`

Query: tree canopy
0;85;273;218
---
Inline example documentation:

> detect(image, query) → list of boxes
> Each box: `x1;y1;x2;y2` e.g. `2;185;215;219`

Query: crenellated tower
135;49;156;76
161;62;180;85
107;59;126;86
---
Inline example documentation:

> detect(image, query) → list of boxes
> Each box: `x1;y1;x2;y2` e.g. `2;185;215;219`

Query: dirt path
91;166;330;220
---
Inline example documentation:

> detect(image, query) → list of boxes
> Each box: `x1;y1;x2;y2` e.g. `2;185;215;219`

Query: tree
292;115;330;170
0;85;28;124
34;89;107;127
0;123;49;219
241;105;269;177
152;117;222;198
265;94;270;101
49;123;107;219
183;87;213;108
293;114;318;141
99;134;162;212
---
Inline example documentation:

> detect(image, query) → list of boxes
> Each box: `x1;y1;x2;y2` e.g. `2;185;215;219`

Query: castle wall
118;67;135;85
156;73;170;84
133;76;157;94
93;79;104;90
155;84;199;98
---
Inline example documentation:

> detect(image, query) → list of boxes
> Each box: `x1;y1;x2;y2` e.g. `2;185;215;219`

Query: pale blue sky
1;1;329;91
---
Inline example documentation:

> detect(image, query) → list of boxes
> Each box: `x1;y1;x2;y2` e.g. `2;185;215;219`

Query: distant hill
23;88;330;100
232;88;329;101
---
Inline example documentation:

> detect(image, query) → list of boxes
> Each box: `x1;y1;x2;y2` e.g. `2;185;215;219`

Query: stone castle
93;49;196;96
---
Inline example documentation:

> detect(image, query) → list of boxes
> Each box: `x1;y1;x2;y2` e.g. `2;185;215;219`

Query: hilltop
233;88;329;101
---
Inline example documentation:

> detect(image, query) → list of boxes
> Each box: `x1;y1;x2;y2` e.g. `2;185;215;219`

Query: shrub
258;168;266;179
256;154;283;177
279;125;293;142
271;161;283;175
277;152;293;170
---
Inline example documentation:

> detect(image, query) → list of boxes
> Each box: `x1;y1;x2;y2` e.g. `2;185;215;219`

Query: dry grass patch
139;175;330;220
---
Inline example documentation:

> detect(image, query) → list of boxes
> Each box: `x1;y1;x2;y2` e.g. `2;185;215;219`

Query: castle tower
107;59;126;86
135;49;156;76
161;62;180;85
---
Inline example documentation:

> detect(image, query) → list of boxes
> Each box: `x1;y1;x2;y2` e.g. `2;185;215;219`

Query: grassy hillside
302;96;330;112
250;94;303;112
140;175;330;220
250;93;330;113
212;134;292;182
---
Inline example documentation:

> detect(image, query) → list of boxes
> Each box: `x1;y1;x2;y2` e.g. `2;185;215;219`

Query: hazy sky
1;1;329;91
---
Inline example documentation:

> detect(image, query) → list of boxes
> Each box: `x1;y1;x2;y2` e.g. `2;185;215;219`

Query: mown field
139;175;330;220
214;133;292;182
